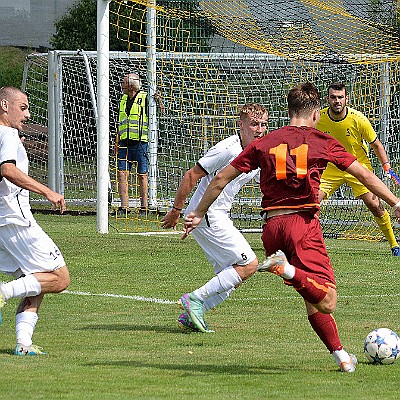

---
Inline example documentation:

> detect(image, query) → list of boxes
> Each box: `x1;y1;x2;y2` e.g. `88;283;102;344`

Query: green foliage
50;0;97;50
157;0;215;52
0;47;32;88
367;0;400;33
51;0;214;52
50;0;144;51
0;213;399;399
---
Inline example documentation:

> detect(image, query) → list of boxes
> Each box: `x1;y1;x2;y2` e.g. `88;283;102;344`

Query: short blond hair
239;103;268;120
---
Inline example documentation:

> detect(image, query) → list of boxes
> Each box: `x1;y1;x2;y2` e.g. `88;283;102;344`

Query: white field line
62;290;175;304
61;289;400;304
118;231;183;236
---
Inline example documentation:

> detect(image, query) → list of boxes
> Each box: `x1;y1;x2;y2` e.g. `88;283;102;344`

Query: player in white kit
161;104;268;332
0;86;70;355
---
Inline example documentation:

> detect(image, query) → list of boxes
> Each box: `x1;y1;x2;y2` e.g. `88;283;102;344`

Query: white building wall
0;0;71;48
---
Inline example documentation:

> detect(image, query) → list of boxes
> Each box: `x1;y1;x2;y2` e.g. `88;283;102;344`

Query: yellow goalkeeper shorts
320;162;373;199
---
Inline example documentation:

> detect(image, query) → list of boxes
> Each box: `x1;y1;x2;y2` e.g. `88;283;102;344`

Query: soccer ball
364;328;400;365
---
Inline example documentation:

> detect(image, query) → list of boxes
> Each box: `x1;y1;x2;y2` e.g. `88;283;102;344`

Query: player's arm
183;164;241;237
161;163;207;229
370;138;391;171
346;160;400;221
1;162;66;213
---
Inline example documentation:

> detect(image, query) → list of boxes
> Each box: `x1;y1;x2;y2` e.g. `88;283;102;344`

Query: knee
363;197;384;217
317;295;337;314
235;258;259;281
54;266;70;292
318;302;336;314
370;205;384;217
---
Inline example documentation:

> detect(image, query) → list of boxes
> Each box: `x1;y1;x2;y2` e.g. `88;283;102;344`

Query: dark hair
287;82;321;118
327;82;347;95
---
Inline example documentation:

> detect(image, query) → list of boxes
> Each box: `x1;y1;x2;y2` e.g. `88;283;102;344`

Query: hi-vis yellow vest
118;92;148;142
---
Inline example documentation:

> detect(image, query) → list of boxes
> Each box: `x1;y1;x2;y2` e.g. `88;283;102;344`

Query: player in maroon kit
182;82;400;373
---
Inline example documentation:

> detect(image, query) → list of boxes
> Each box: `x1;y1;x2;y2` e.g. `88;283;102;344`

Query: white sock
282;263;295;280
332;349;351;366
193;267;242;301
16;311;38;347
0;275;42;301
203;287;236;311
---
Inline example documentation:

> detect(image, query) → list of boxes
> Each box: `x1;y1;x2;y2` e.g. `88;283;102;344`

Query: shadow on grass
82;359;372;374
0;349;15;355
83;360;287;375
80;324;182;334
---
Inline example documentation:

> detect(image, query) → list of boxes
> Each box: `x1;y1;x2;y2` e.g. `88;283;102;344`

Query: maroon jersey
231;125;356;211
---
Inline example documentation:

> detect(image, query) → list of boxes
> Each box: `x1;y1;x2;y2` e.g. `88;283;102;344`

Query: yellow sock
374;210;398;249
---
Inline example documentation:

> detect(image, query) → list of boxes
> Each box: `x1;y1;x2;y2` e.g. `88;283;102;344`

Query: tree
157;0;215;52
51;0;214;52
50;0;145;51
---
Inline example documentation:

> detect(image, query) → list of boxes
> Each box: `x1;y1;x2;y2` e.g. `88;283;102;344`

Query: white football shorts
190;215;256;274
0;221;66;278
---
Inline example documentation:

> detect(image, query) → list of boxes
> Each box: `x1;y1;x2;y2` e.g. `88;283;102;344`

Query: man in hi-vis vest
115;73;150;214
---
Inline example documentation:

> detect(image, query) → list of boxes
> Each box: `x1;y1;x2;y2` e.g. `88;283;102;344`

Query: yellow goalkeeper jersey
317;106;377;164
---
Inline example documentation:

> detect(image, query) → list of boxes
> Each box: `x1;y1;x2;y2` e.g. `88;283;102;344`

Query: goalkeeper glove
384;163;400;185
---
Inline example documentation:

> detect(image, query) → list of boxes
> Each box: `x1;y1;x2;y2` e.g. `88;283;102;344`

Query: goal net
22;0;400;239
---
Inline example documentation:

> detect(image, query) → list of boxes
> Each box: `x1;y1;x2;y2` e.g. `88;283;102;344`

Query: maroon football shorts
261;212;336;287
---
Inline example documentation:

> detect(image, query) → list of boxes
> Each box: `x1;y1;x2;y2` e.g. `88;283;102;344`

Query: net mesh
22;0;400;238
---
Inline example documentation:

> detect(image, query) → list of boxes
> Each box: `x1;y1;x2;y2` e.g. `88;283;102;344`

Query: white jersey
0;125;34;226
185;135;259;226
184;135;259;271
0;125;65;275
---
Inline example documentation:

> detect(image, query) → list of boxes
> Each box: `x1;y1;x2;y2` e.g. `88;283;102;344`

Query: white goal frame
20;1;398;239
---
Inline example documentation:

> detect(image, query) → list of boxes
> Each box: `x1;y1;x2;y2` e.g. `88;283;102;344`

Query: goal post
21;0;400;239
146;0;159;211
97;0;110;233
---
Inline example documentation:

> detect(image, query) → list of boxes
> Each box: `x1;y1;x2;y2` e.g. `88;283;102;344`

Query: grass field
0;214;399;400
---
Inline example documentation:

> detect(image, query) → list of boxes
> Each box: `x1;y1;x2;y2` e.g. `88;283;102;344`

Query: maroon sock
308;311;343;353
288;268;329;304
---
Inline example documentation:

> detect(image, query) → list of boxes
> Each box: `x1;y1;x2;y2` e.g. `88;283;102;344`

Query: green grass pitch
0;214;399;400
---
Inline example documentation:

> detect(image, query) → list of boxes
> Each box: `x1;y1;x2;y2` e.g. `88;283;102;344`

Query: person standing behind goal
317;81;400;256
115;73;163;215
161;103;268;333
0;86;70;355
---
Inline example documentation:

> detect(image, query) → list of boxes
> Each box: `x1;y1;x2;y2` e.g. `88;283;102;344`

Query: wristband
172;206;182;211
383;162;390;173
393;201;400;212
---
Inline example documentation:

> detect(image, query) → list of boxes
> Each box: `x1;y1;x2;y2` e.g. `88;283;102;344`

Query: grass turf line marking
62;290;175;304
62;290;400;305
118;231;183;236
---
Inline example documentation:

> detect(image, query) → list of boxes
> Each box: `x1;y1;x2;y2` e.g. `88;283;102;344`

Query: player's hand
46;191;67;214
383;162;391;173
161;209;180;229
182;211;202;239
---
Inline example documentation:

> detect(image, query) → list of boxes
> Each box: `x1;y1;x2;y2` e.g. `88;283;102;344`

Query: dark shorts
261;212;336;286
117;140;149;174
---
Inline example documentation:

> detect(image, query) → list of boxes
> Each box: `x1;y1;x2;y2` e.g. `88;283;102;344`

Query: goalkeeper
317;82;400;256
161;103;268;333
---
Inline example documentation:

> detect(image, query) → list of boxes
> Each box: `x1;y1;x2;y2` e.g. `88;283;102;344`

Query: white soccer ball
364;328;400;365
